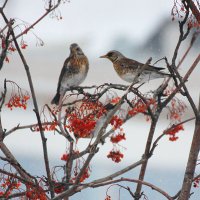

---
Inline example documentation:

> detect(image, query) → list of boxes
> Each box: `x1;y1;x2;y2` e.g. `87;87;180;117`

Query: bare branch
9;0;62;42
1;0;9;9
52;158;145;200
178;97;200;200
184;0;200;23
91;178;173;200
0;142;34;181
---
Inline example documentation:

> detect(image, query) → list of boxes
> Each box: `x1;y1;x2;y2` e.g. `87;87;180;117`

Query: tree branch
184;0;200;23
91;178;173;200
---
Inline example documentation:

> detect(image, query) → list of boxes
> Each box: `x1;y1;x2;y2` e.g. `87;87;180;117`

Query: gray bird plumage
100;50;170;84
51;43;89;105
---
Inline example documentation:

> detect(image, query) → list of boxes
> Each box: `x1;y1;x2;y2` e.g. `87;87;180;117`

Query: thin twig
184;0;200;23
0;10;55;197
91;178;173;200
1;0;9;9
52;158;146;200
9;0;62;42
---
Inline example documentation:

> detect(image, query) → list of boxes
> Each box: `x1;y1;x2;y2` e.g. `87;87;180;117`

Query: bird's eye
107;52;113;57
76;47;80;51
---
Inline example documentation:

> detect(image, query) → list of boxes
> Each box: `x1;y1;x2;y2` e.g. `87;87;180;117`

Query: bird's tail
51;93;60;105
164;72;172;78
157;71;171;78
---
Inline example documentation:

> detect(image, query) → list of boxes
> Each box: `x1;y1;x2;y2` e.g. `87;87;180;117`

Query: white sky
5;0;172;49
1;4;200;199
2;0;197;170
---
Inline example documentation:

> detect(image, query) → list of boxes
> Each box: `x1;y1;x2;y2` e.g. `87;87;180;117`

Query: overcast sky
5;0;172;49
2;0;197;170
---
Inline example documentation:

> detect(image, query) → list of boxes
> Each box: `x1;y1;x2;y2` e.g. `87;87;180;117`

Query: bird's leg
69;86;84;95
77;87;84;94
69;87;74;93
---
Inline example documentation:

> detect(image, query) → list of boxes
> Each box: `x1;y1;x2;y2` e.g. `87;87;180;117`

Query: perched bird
51;43;89;105
100;50;169;84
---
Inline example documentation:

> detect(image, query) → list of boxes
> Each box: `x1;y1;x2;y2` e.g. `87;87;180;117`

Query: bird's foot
76;87;84;94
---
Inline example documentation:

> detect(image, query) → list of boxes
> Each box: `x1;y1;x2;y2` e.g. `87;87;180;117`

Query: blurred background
1;0;200;199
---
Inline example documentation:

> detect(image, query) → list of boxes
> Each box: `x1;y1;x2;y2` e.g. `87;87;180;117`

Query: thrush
100;50;169;84
51;43;89;105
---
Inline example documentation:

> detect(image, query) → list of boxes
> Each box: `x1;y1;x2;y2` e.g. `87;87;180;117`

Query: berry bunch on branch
0;0;200;200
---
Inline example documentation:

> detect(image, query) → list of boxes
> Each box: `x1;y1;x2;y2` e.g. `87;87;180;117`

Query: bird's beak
99;54;107;58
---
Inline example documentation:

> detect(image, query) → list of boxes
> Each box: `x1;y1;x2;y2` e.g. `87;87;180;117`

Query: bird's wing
144;64;165;71
135;61;169;76
120;58;165;71
56;57;70;93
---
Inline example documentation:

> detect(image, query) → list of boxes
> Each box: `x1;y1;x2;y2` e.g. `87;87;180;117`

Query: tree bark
178;116;200;200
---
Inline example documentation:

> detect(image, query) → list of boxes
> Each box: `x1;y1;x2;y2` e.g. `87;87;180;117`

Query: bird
51;43;89;105
100;50;170;84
